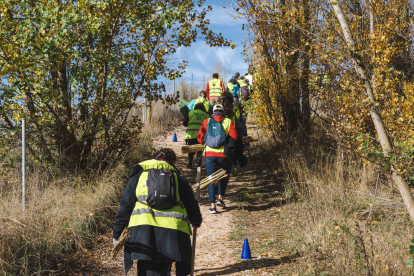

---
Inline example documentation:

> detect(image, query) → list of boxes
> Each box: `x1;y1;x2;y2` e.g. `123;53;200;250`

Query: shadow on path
195;256;296;276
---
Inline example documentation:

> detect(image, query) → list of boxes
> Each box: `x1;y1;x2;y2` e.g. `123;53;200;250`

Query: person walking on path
197;104;238;214
113;148;202;276
183;103;210;169
187;91;212;115
239;78;251;119
219;92;247;138
226;75;241;108
205;73;224;106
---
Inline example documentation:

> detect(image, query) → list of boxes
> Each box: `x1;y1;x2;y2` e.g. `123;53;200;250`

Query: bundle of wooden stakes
111;227;131;259
181;136;258;155
191;168;227;192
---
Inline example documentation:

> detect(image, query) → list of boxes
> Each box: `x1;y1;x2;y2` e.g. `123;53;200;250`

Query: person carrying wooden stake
197;104;238;214
112;148;202;276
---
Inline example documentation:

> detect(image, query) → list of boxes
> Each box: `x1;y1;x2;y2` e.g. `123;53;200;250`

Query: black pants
186;139;203;167
137;260;190;276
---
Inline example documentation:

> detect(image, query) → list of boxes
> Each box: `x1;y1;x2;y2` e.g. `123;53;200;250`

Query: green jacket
184;109;210;140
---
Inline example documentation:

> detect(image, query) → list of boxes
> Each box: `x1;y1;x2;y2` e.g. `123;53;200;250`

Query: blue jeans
205;156;231;203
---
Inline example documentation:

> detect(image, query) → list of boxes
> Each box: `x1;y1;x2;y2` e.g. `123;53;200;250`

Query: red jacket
205;78;225;100
197;113;238;158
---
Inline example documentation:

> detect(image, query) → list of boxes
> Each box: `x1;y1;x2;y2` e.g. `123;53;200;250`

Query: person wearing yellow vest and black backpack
205;73;224;106
113;149;202;276
197;104;238;214
183;103;210;169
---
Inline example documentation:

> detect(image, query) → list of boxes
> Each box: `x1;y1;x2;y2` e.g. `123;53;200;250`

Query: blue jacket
232;86;240;98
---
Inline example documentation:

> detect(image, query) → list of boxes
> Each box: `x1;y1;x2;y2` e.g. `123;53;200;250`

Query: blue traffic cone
241;238;252;259
172;133;178;142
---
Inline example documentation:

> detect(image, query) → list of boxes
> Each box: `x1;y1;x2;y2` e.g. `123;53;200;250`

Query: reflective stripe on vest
194;97;210;113
128;160;191;235
237;79;245;87
184;110;209;140
205;117;232;154
227;82;235;91
208;79;222;97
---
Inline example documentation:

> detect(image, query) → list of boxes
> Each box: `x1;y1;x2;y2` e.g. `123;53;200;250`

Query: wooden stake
190;166;202;276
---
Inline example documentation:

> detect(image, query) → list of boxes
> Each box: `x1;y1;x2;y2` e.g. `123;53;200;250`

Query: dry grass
0;137;154;276
229;133;414;275
0;88;199;275
281;150;414;275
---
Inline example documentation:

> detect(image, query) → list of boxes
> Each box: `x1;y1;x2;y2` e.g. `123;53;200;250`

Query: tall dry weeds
282;149;414;275
0;80;202;275
0;119;161;275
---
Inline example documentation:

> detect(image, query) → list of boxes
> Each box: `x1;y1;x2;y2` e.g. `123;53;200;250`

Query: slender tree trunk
300;0;311;144
330;0;414;222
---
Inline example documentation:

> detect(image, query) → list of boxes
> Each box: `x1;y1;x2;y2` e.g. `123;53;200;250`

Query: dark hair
151;148;176;164
212;73;219;78
245;73;249;76
194;103;206;113
235;72;240;77
219;92;235;119
199;91;207;98
240;76;245;80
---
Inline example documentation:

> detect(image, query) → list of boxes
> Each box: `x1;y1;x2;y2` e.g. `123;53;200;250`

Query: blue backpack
204;118;227;148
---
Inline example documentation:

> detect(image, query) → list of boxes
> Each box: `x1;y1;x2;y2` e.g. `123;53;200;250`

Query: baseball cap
213;104;224;112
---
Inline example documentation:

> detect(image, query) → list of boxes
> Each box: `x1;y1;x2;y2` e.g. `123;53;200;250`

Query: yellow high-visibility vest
194;97;210;113
185;109;209;140
208;79;222;97
128;160;192;235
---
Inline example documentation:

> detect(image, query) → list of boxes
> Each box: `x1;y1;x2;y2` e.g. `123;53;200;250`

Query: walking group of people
112;72;253;276
186;71;253;213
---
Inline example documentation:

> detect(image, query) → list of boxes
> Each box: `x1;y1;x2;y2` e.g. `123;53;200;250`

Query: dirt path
63;123;281;276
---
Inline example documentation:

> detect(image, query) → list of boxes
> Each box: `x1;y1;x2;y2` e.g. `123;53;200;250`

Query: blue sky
167;0;249;91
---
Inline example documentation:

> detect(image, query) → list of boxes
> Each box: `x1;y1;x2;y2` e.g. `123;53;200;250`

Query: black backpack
143;169;178;210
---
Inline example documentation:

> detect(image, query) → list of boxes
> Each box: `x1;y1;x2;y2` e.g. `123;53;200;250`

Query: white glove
113;238;119;245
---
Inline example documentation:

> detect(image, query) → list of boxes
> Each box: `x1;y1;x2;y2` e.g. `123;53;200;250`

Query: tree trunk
330;0;414;222
300;0;311;144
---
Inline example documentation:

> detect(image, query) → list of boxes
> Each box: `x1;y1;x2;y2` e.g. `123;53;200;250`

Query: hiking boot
216;199;225;207
209;207;217;214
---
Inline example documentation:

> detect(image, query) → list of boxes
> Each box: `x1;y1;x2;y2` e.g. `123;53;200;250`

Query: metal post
143;98;146;125
190;166;202;276
22;118;26;212
191;73;193;94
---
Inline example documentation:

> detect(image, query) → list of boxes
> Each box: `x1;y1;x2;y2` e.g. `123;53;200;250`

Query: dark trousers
205;156;231;202
186;139;203;167
137;260;190;276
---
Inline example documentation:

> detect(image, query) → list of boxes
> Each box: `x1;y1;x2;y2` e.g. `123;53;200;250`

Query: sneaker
216;199;225;207
209;207;217;214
